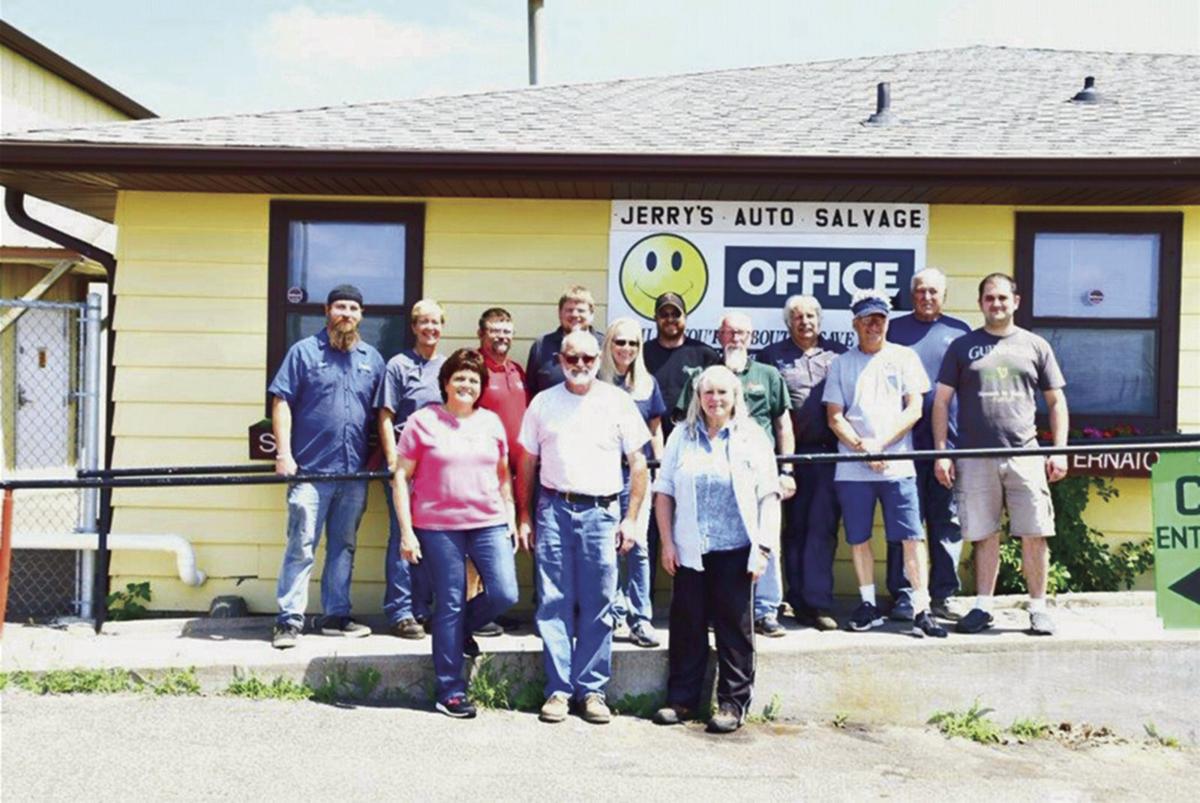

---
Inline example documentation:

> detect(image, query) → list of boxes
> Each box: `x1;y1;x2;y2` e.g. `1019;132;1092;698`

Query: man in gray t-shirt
932;274;1069;637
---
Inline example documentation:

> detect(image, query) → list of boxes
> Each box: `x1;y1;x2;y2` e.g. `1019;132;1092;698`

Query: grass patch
467;655;543;711
1009;717;1052;741
1144;722;1181;749
149;667;202;696
225;674;314;701
928;699;1004;744
831;712;849;729
610;692;665;719
1;669;140;695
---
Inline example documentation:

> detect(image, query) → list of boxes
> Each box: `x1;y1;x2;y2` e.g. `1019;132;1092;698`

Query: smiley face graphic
619;233;708;320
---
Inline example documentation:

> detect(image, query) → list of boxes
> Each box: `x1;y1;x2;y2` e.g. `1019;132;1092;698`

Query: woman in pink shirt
394;348;519;718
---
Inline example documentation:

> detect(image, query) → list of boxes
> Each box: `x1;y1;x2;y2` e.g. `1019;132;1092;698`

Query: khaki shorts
953;455;1055;542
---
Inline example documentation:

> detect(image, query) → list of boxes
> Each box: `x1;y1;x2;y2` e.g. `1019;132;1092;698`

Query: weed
928;699;1004;744
610;692;665;719
1144;722;1181;749
106;581;152;621
352;667;381;699
310;662;352;703
0;673;8;692
747;694;783;724
150;667;202;696
6;669;139;695
831;712;849;729
225;674;313;702
467;656;543;711
1009;717;1051;740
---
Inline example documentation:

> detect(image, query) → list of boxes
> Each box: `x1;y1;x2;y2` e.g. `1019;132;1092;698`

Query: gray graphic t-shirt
937;327;1065;449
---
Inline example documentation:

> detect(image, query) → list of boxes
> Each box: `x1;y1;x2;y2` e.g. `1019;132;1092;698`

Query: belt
542;487;619;507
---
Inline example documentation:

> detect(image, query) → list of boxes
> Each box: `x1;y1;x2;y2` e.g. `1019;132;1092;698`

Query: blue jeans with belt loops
535;492;619;700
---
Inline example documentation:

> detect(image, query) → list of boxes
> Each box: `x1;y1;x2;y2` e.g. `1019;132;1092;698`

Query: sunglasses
611;338;640;348
561;353;598;366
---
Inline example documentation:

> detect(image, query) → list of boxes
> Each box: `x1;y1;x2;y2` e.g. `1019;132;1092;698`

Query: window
1015;212;1182;433
266;201;424;397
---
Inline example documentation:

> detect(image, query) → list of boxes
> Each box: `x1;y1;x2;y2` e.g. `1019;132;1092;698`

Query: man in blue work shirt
269;284;385;649
758;295;846;631
885;268;971;622
525;285;604;396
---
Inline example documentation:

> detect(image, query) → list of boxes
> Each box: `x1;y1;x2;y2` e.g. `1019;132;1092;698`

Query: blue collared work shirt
268;329;385;474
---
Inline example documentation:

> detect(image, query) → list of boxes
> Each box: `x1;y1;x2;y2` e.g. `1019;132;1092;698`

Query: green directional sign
1151;450;1200;629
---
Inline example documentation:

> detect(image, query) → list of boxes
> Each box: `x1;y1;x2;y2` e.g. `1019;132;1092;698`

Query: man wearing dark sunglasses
642;292;721;441
517;331;651;726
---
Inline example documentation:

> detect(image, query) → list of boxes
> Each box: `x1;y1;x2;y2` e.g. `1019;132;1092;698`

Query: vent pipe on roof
528;0;544;86
865;82;894;125
1071;76;1102;103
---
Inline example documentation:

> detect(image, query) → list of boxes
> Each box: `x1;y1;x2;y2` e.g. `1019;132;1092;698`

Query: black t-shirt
642;336;721;435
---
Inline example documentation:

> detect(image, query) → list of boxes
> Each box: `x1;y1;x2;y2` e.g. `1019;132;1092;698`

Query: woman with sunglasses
394;348;520;718
599;318;667;647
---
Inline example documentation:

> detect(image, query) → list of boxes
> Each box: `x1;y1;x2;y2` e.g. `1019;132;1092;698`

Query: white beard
724;346;748;373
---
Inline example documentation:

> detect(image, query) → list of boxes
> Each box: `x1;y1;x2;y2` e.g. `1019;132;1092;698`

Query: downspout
4;190;118;627
11;532;207;587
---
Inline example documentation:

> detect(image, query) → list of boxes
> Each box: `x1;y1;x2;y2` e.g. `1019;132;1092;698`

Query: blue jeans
753;549;784;621
276;480;368;628
535;491;619;700
887;461;963;602
612;479;652;627
383;481;433;624
416;524;519;703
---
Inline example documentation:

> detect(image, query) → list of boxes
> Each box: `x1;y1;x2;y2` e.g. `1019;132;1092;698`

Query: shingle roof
6;46;1198;158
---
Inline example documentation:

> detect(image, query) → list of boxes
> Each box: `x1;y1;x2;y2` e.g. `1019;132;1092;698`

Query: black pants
667;545;754;717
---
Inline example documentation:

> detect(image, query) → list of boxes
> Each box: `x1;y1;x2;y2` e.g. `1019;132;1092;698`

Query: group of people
266;270;1069;732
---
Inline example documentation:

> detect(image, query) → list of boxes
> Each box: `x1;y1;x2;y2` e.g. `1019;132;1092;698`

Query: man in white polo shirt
517;330;650;726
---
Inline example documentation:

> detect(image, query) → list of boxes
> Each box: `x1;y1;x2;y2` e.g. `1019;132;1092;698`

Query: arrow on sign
1168;567;1200;607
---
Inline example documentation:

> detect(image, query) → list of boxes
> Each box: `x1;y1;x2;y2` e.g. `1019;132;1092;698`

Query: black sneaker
912;611;949;638
271;622;301;649
930;598;961;622
956;608;994;634
849;601;884;631
629;623;661;648
755;616;786;638
888;598;915;622
463;635;481;658
473;620;504;638
319;617;371;638
436;695;477;719
652;704;692;725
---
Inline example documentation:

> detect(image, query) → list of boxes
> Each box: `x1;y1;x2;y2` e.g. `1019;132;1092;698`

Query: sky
2;0;1197;120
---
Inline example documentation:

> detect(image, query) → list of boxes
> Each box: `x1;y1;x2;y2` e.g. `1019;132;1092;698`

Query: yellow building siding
108;193;1197;610
1;47;129;129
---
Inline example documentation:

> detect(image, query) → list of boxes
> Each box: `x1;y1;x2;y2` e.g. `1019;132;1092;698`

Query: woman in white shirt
651;365;781;734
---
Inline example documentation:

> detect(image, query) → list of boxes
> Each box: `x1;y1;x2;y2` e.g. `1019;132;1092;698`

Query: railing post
0;488;14;637
78;292;102;619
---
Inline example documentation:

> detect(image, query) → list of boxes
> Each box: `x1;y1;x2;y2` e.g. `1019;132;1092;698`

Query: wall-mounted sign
286;286;306;304
1151;451;1200;628
607;201;928;348
1069;450;1157;478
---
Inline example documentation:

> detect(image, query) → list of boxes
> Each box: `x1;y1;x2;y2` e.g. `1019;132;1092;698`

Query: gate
0;295;102;620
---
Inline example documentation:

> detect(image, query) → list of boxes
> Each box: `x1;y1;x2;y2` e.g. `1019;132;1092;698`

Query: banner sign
607;201;928;348
1151;450;1200;629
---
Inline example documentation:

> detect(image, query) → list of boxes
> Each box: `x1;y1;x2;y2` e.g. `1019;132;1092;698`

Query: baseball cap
851;295;891;319
655;292;686;314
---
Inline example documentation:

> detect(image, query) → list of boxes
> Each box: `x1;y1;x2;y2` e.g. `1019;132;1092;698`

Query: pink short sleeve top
397;405;509;531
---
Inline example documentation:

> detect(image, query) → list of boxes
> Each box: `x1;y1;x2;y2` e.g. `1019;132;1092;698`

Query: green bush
996;475;1153;594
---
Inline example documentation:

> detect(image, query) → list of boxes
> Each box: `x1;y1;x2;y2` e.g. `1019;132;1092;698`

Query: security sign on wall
608;201;928;348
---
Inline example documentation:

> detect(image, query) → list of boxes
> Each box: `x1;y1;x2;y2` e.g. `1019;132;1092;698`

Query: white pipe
12;532;207;586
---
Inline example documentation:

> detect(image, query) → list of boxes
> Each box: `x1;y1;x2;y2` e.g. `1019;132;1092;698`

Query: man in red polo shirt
476;307;529;635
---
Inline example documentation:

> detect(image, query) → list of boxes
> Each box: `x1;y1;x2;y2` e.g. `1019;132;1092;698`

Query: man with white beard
268;284;385;649
675;312;795;637
517;331;650;725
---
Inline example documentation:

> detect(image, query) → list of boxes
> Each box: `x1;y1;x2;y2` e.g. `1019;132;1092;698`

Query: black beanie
326;284;363;306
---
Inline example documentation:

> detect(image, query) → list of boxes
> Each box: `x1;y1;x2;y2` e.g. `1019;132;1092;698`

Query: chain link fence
1;297;98;620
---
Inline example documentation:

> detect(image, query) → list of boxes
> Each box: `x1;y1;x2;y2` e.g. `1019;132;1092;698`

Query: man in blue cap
268;283;385;648
823;290;947;637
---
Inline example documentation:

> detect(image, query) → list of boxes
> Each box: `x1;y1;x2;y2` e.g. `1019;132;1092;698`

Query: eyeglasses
485;327;514;336
720;328;751;337
561;353;598;366
656;309;682;319
611;338;640;348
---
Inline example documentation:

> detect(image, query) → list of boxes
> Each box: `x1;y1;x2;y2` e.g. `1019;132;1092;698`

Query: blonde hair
410;298;446;325
558;285;595;312
599;318;654;400
683;365;749;439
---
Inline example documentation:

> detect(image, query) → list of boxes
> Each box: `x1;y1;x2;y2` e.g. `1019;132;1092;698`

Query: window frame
1014;211;1182;433
266;200;425;410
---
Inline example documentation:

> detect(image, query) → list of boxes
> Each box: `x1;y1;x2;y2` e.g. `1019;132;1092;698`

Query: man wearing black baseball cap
267;283;385;648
